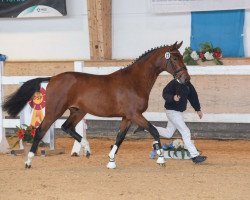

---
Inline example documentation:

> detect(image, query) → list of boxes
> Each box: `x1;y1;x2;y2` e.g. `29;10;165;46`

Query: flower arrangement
183;42;223;65
149;139;192;159
163;139;191;159
12;124;36;148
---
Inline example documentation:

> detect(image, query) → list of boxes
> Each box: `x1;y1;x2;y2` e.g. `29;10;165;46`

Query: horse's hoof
158;163;166;167
10;150;17;156
25;161;32;169
25;163;31;169
85;151;91;159
71;152;79;157
107;161;116;169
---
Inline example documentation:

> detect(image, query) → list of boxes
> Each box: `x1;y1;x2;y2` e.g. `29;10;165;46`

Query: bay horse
3;41;190;169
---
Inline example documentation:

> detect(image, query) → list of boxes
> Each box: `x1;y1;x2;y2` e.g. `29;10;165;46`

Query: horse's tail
2;77;51;117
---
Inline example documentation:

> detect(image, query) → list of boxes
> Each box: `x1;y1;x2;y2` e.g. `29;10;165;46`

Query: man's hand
173;95;181;102
197;111;203;119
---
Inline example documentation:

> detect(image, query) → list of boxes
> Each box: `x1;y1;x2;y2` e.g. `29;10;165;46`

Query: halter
165;51;187;79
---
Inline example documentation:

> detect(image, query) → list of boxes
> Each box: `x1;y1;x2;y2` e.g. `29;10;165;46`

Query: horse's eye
173;57;177;61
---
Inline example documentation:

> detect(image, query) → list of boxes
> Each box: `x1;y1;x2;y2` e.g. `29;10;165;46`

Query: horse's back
46;71;132;117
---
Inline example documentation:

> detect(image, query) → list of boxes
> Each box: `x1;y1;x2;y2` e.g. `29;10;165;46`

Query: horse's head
158;41;190;84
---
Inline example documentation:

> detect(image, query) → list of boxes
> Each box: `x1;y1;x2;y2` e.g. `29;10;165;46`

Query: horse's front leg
132;114;165;166
149;124;165;166
107;118;131;169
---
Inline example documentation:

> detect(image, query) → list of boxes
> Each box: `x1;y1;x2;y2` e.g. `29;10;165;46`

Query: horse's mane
136;45;168;62
120;45;169;72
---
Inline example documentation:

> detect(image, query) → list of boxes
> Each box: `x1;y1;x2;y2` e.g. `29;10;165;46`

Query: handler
155;78;207;164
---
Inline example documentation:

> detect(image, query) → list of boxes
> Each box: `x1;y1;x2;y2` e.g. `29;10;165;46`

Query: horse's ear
176;41;183;49
170;41;178;51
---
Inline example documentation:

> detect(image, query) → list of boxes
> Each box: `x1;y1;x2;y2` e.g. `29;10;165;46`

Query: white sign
17;5;63;18
150;0;250;13
165;52;171;59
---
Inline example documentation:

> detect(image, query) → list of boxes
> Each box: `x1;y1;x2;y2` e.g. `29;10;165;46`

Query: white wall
0;0;90;61
112;0;250;59
0;0;249;61
112;0;191;59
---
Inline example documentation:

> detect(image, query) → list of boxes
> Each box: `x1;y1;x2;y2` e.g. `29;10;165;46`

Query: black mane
127;45;168;68
117;45;169;73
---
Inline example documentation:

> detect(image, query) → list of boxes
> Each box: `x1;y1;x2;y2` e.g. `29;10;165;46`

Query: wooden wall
149;75;250;114
3;61;74;97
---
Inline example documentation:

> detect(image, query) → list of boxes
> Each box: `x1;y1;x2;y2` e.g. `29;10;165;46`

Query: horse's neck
130;60;161;95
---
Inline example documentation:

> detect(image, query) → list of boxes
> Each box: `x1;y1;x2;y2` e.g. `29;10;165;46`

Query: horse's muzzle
177;71;190;84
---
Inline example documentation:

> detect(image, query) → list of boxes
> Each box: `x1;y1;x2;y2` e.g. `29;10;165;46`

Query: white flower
172;139;184;148
190;51;199;60
204;52;214;60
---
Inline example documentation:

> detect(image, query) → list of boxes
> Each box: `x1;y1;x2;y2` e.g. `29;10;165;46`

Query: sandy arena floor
0;137;250;200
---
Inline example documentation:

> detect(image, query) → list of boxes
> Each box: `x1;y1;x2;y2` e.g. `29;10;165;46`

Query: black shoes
192;155;207;164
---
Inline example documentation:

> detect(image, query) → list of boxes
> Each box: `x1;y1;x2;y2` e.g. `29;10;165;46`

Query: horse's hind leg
131;114;165;166
61;108;90;157
107;117;131;169
25;112;63;168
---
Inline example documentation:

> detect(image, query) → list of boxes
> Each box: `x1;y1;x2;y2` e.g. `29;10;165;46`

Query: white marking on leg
80;138;91;155
107;145;118;169
153;141;165;164
71;140;82;156
25;152;35;166
109;145;117;159
156;154;165;164
156;149;163;156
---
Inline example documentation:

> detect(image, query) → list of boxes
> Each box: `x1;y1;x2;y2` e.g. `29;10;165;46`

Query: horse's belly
87;108;123;118
75;86;148;118
80;100;124;117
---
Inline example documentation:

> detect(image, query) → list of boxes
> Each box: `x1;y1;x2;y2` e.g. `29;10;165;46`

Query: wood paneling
87;0;112;60
148;75;250;114
4;61;74;76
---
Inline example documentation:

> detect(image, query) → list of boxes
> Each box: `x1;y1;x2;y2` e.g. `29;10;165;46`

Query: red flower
213;51;222;58
199;52;205;59
30;129;36;138
17;129;25;139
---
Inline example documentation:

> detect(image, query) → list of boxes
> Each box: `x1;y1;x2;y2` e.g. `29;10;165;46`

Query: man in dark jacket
155;79;207;164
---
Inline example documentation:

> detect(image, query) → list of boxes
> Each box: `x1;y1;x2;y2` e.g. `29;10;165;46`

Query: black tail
2;77;51;117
